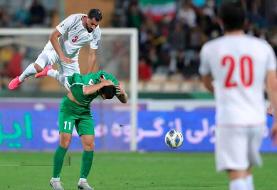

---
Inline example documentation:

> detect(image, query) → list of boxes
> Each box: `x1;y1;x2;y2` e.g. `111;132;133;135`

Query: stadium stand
0;0;276;93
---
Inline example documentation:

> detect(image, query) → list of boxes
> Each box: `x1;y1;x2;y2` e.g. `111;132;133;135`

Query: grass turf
0;152;276;190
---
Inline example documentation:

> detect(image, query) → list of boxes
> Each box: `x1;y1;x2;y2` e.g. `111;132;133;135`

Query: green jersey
67;70;119;107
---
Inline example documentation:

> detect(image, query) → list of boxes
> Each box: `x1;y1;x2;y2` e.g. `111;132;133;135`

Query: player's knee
33;63;43;72
60;140;71;148
60;135;72;148
60;141;71;148
83;141;94;151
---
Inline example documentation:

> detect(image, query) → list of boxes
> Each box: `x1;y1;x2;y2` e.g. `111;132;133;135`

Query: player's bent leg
52;145;69;178
35;65;53;78
35;49;59;79
52;133;72;178
8;60;46;90
51;133;72;190
78;135;95;190
36;67;70;91
8;63;40;90
51;144;68;190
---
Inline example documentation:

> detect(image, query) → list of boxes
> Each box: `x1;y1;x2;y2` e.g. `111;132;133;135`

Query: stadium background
0;0;277;190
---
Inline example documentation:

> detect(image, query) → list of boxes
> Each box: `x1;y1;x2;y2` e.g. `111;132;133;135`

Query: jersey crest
88;79;94;85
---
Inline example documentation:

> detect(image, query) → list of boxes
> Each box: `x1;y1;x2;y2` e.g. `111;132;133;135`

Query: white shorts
215;126;264;172
35;49;80;76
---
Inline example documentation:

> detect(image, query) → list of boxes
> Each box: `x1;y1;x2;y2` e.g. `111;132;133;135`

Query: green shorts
58;96;95;135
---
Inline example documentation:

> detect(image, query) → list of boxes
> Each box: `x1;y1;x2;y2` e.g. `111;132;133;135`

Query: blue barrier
0;101;276;152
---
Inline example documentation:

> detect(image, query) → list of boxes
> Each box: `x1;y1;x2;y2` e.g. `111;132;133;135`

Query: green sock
53;146;68;178
80;150;94;179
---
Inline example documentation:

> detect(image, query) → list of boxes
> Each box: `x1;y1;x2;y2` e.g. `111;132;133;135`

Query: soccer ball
165;129;184;149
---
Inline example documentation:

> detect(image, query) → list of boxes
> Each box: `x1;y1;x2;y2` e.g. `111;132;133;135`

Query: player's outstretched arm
266;70;277;146
50;29;73;64
83;79;113;95
87;49;98;73
116;83;128;103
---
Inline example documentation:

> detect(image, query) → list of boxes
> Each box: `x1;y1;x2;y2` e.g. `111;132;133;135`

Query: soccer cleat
50;178;64;190
8;76;22;90
78;180;94;190
35;65;52;78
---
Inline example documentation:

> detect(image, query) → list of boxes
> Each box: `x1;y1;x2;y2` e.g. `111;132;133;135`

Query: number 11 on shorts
64;121;72;130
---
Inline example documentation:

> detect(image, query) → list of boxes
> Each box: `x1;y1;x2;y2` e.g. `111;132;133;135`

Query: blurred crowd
0;0;56;27
0;46;22;89
0;0;56;89
112;0;277;81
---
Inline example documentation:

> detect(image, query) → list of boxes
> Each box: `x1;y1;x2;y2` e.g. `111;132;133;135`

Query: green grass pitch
0;152;276;190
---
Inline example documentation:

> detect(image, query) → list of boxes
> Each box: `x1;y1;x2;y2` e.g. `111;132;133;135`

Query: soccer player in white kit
8;9;102;90
199;2;277;190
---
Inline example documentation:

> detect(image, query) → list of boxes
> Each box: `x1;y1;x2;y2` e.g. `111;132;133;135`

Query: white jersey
199;34;276;126
44;13;101;61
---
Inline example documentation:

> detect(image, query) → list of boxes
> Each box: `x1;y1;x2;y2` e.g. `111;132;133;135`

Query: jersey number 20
221;55;253;88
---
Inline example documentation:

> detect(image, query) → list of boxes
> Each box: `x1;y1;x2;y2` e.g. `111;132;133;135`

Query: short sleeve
56;14;77;35
266;44;277;71
90;28;101;49
199;44;211;76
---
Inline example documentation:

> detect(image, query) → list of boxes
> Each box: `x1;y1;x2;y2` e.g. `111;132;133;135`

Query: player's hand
60;55;74;64
271;122;277;146
100;78;114;87
115;82;125;95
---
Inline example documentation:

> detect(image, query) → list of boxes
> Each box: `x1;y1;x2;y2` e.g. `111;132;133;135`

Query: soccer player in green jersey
49;70;128;190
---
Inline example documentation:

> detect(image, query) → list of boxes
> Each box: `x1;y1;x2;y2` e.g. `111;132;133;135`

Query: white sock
230;178;248;190
19;63;37;82
51;177;60;181
79;178;87;183
246;175;254;190
47;69;59;80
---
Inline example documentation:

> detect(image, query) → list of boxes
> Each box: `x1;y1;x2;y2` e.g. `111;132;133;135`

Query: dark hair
88;9;102;21
219;1;245;31
99;85;116;99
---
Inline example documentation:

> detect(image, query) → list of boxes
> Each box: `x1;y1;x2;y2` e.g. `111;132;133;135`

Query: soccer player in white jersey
199;2;277;190
8;9;102;90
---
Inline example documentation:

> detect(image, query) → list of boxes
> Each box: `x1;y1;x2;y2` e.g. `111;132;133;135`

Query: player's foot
50;178;64;190
8;76;22;90
78;179;94;190
35;65;52;78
